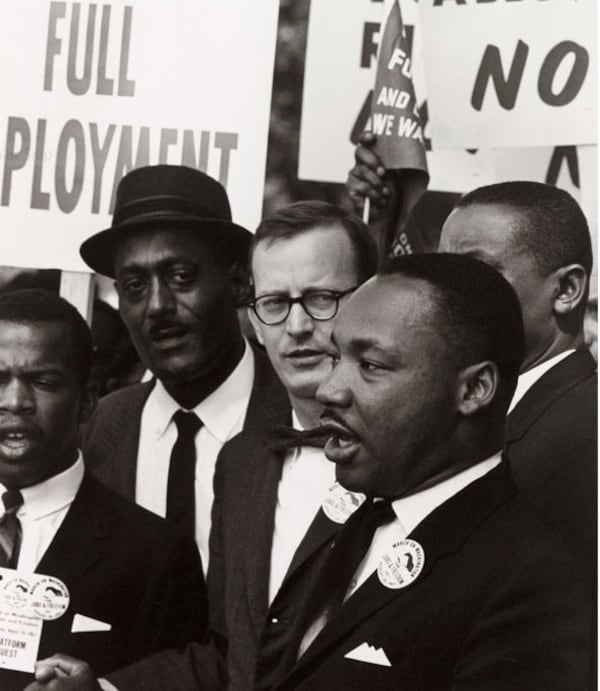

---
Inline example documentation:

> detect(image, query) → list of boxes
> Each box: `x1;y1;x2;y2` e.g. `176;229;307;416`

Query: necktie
166;411;202;538
265;424;332;453
285;498;396;666
0;489;24;568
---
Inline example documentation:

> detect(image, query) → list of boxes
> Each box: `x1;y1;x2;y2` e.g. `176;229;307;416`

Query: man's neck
289;394;323;430
163;335;245;409
522;332;582;372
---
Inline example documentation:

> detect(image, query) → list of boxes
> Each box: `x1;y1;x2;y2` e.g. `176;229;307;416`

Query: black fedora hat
80;165;252;277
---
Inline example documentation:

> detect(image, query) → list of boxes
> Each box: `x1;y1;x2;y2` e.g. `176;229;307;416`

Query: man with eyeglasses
28;201;377;691
205;201;378;691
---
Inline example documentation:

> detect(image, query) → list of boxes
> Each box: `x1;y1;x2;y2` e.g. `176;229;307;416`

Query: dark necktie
283;498;396;668
265;424;331;454
0;489;24;568
166;411;202;538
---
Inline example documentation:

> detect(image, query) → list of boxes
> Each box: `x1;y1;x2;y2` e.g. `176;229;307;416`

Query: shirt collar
147;339;255;443
0;453;84;521
391;452;502;537
509;349;575;413
291;409;304;431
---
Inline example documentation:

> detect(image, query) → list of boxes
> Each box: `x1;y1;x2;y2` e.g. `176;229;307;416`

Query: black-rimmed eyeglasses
249;287;357;325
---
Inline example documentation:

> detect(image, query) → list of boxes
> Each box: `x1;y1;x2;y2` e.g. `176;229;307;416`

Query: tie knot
2;489;23;515
173;410;202;437
362;498;396;529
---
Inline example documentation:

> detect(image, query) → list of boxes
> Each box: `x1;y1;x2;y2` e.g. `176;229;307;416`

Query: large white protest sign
419;0;596;150
0;0;278;272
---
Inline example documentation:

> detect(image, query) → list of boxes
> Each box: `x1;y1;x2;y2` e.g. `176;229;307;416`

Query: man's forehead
114;226;217;268
0;320;71;362
334;276;437;345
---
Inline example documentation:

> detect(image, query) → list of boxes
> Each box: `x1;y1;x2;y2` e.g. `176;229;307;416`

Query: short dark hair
251;201;378;284
455;181;593;277
380;253;525;386
0;289;93;384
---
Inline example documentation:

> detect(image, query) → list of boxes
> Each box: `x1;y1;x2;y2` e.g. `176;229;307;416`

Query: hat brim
80;214;252;277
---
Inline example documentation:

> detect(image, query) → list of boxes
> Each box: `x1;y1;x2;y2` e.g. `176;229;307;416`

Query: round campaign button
30;576;70;620
1;576;31;610
322;482;366;524
377;539;425;590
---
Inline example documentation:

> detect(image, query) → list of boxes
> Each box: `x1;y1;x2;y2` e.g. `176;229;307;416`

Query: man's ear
78;381;99;425
247;307;265;346
226;258;252;308
456;361;498;416
553;264;588;316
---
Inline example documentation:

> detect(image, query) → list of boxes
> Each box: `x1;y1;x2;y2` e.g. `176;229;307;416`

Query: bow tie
265;424;332;453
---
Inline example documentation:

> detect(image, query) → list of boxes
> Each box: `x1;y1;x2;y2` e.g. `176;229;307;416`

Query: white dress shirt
268;410;336;604
136;340;254;573
508;349;575;414
299;453;502;657
0;454;84;572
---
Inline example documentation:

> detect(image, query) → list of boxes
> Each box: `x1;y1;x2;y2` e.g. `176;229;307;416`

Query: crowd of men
0;142;595;691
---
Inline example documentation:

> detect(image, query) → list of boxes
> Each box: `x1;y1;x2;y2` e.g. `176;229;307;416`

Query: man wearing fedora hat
80;165;287;573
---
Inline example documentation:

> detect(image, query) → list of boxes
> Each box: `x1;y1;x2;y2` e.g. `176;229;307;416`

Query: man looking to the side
81;165;287;571
267;254;590;690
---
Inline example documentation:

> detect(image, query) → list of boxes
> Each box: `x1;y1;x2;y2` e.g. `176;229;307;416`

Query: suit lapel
506;349;596;444
279;508;339;590
283;463;517;687
243;345;290;432
243;437;286;631
36;475;109;589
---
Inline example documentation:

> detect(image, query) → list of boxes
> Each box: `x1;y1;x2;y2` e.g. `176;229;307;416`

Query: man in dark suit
438;182;596;574
268;253;590;690
208;202;377;690
79;165;287;572
349;152;596;573
0;290;206;691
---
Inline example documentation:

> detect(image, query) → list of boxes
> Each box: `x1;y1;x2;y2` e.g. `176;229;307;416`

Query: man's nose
147;277;176;317
316;362;351;408
285;301;314;337
0;379;35;414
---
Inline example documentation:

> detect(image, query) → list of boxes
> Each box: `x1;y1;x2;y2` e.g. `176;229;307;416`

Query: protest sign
419;0;596;150
0;0;279;272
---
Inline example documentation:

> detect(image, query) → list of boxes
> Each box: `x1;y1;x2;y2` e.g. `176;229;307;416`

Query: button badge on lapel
322;482;366;524
377;539;425;589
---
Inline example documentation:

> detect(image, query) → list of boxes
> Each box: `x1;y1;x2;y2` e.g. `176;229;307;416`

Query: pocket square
71;613;112;633
344;642;391;667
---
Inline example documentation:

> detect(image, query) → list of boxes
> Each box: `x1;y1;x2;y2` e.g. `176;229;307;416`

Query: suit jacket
1;474;207;691
82;344;287;500
270;464;591;691
505;348;597;574
108;419;345;691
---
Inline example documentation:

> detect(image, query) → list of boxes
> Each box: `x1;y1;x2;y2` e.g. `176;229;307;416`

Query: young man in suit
0;290;206;691
208;202;377;690
348;149;596;574
268;254;590;690
79;165;287;572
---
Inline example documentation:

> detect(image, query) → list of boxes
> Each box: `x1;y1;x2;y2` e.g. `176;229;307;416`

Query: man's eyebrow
118;257;199;273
